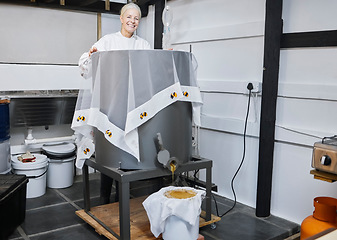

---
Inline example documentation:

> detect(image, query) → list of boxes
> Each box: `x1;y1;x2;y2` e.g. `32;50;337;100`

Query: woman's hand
88;47;98;57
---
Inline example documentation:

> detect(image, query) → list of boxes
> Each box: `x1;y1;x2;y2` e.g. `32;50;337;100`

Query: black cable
218;87;252;218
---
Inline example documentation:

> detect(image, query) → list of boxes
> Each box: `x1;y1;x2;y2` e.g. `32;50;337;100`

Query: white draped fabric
71;50;202;168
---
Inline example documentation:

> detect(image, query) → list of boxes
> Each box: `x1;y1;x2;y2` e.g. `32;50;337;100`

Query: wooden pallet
76;196;221;240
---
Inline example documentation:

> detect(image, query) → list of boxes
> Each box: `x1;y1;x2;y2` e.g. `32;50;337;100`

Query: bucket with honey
143;186;205;240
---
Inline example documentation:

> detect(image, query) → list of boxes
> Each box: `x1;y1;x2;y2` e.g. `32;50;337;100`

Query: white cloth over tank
71;50;203;168
142;186;205;238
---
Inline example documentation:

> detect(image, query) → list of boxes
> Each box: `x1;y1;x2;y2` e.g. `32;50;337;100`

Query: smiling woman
78;2;151;78
76;2;152;204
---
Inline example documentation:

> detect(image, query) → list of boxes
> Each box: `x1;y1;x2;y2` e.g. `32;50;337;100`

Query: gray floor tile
200;211;291;240
22;203;82;235
29;224;107;240
57;178;101;201
26;188;66;210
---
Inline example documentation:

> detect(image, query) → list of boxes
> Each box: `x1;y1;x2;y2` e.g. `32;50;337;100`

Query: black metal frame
256;0;283;218
82;157;213;240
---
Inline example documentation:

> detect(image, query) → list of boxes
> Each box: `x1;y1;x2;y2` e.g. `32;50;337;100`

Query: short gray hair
120;3;141;18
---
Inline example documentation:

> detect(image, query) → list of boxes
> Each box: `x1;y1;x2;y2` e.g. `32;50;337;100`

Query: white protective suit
79;31;151;79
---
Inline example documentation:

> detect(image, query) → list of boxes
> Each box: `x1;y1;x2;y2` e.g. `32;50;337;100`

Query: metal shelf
82;157;213;240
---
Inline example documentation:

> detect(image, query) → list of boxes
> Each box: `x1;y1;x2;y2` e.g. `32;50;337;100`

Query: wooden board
76;196;221;240
310;170;337;183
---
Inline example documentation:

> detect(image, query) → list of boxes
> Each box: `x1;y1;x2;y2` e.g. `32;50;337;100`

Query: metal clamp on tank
156;133;180;171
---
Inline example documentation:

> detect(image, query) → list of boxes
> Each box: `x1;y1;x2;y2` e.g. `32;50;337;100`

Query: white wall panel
101;13;121;39
198;129;259;208
0;4;97;64
192;37;264;81
276;98;337;142
168;0;265;216
271;143;337;224
283;0;337;33
201;93;259;128
279;48;337;86
169;0;265;33
171;21;264;45
0;64;90;91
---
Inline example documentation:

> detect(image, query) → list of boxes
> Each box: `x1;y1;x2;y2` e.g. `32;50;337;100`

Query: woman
78;3;151;204
79;2;151;79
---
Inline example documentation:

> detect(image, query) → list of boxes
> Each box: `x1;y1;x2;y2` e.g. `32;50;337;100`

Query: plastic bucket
163;215;199;240
42;142;76;189
0;139;11;174
11;154;48;198
162;188;200;240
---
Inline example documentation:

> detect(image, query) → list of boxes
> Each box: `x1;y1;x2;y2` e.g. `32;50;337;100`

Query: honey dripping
170;162;176;183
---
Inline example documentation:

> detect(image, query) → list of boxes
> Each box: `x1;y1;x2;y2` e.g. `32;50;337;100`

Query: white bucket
0;139;11;173
163;215;199;240
42;142;76;189
11;154;48;198
47;156;75;188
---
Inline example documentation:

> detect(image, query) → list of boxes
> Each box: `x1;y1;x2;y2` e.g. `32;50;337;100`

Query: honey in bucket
164;189;197;199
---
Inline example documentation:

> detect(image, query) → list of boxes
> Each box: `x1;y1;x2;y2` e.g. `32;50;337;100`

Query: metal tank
95;101;192;170
92;50;197;170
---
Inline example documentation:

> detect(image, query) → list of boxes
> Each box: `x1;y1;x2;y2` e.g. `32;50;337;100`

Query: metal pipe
24;135;76;145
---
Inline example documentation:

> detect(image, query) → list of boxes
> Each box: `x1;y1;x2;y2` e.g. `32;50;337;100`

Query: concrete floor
8;173;300;240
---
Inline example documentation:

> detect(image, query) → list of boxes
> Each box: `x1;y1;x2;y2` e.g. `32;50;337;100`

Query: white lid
42;142;76;155
11;153;48;170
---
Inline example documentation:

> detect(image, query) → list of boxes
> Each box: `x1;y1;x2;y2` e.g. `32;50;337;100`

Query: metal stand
82;157;213;240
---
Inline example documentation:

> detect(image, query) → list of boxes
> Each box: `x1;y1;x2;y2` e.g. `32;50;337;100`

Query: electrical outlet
249;82;262;93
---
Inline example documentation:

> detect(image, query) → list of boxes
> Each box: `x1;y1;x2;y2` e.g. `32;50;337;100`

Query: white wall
0;4;96;91
168;0;337;225
272;0;337;224
168;0;265;212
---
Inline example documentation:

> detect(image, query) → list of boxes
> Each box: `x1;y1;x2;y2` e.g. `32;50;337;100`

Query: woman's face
120;8;140;37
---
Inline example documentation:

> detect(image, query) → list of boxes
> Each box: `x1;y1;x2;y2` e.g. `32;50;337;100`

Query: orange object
197;234;204;240
301;197;337;239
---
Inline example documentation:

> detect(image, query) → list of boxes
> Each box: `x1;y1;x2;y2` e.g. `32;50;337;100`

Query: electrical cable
184;85;252;218
217;85;252;218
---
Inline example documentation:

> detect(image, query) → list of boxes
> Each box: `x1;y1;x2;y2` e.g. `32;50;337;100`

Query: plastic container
162;188;200;240
0;99;11;174
301;197;337;239
11;154;48;198
163;215;199;240
0;174;28;239
42;142;76;189
0;139;11;174
0;98;10;142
